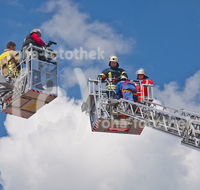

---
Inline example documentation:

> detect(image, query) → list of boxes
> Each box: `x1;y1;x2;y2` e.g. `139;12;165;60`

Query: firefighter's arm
97;69;108;81
10;51;20;64
121;70;128;78
97;73;107;80
31;33;46;47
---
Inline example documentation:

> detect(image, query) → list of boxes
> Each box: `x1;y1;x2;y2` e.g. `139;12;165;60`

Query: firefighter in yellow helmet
97;55;128;98
0;41;20;78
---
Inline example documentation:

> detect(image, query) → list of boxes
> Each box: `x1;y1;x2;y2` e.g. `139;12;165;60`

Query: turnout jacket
0;49;20;76
22;33;46;48
98;67;128;89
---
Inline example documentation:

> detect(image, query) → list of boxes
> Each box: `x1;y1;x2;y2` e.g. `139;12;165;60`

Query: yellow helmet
120;75;128;80
136;68;148;79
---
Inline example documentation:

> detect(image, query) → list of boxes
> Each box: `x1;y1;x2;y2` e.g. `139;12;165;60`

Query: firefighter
22;29;47;48
116;76;138;102
97;55;128;98
22;29;47;89
136;68;149;80
0;41;20;78
22;29;47;61
135;68;153;101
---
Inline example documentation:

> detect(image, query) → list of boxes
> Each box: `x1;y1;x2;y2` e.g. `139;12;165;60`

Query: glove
113;77;118;84
101;75;107;79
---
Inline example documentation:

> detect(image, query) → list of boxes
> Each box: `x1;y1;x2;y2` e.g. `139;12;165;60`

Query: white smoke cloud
154;70;200;113
40;0;133;62
0;72;200;190
1;0;200;189
60;67;100;89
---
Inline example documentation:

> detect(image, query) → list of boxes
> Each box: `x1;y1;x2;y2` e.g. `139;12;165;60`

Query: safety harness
121;81;138;100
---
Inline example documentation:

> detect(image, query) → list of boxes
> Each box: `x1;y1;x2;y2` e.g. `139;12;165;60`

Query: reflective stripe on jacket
135;80;153;101
97;67;128;89
0;49;20;77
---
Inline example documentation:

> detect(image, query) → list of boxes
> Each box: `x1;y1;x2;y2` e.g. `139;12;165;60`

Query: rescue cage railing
0;44;59;104
133;80;154;101
22;43;58;91
115;99;200;149
88;79;153;117
85;79;200;150
86;78;154;119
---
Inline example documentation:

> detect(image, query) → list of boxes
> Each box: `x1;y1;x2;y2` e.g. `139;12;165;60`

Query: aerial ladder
0;41;58;118
81;78;200;151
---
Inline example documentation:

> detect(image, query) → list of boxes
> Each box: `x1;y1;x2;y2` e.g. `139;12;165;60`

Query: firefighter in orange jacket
135;68;153;101
136;68;148;81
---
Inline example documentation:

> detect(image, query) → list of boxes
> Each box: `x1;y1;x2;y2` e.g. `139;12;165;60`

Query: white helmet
31;29;42;37
109;55;119;67
136;68;148;79
109;55;119;62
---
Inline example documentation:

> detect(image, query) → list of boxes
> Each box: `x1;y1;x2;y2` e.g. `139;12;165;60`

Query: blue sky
1;0;200;135
1;0;200;190
1;0;200;85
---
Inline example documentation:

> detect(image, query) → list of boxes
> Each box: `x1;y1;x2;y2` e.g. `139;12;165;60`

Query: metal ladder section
114;99;200;150
85;79;200;150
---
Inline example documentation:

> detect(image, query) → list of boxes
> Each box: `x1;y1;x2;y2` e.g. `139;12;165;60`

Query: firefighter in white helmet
22;29;47;89
97;55;128;98
136;68;148;80
135;68;153;101
22;29;47;48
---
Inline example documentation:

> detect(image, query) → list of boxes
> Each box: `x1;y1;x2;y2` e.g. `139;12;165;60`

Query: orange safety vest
135;80;153;101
